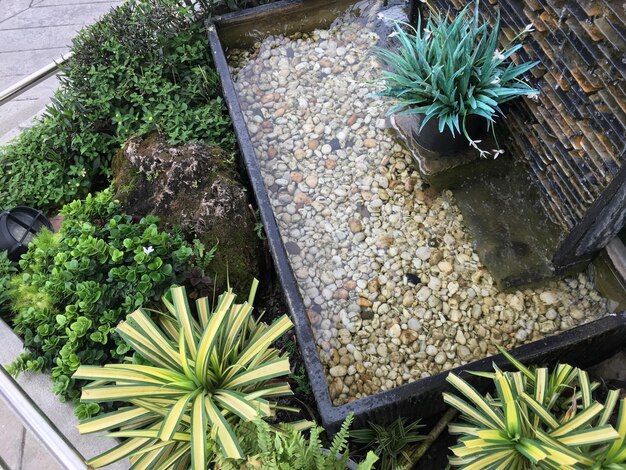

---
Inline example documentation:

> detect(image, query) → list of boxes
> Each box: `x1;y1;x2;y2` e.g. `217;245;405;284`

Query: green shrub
180;0;277;14
217;415;379;469
8;190;193;405
0;0;234;211
0;251;17;320
73;283;294;467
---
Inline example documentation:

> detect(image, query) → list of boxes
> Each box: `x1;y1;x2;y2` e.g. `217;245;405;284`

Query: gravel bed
229;14;609;405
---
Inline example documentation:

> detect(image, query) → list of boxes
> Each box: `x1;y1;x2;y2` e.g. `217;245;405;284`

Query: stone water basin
226;2;610;406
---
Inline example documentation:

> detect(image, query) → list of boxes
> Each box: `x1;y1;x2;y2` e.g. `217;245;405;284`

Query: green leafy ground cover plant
376;1;538;158
0;251;17;320
74;283;294;468
8;190;193;407
217;416;378;469
445;347;626;469
0;0;234;211
351;417;425;470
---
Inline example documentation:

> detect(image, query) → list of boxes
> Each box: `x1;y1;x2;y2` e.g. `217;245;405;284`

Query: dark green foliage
180;239;218;299
216;415;378;469
7;190;193;405
183;0;277;15
283;336;314;400
0;251;17;320
351;417;426;470
74;402;101;420
0;0;234;211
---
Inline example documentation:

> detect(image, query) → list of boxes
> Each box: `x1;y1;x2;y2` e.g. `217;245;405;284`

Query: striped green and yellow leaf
447;349;625;469
74;282;293;467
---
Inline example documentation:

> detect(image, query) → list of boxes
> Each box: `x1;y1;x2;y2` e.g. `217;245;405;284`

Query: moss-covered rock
112;133;260;291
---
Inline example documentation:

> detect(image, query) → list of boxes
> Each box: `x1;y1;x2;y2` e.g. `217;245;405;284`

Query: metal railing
0;52;72;108
0;366;88;469
0;52;88;469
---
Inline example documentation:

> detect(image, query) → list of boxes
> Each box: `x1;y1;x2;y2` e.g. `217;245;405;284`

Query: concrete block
21;432;62;470
0;2;122;30
0;49;66;79
0;400;25;470
0;25;78;52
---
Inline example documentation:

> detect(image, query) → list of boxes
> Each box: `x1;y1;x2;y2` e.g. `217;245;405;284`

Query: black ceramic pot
412;113;489;155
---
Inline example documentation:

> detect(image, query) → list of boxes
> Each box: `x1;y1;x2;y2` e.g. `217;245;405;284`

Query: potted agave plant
376;1;539;158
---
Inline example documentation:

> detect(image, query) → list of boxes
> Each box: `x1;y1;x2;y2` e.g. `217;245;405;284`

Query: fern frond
328;413;353;460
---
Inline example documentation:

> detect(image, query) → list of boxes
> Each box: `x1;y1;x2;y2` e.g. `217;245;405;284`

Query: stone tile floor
0;318;128;469
0;0;122;142
0;402;62;470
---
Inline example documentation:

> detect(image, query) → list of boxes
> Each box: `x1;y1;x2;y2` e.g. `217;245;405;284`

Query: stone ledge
390;113;502;191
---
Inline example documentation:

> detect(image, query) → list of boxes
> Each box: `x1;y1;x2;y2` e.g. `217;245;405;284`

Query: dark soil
253;241;320;425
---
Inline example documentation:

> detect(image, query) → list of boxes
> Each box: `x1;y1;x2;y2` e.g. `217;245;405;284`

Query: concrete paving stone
0;75;58;140
0;2;121;30
0;0;31;24
0;24;80;52
0;48;67;78
34;0;123;6
0;74;25;90
0;320;129;469
21;431;62;470
0;400;25;470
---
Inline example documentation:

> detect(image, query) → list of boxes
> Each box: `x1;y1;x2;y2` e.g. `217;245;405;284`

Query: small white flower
143;246;154;255
493;49;505;61
388;31;399;38
491;76;501;84
469;139;490;158
524;23;535;33
492;149;505;159
527;92;540;101
424;29;432;40
377;12;385;20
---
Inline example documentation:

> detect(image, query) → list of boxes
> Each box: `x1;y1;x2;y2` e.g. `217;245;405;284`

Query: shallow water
228;3;609;405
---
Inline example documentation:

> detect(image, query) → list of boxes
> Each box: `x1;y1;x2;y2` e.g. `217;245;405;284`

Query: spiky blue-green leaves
376;2;539;155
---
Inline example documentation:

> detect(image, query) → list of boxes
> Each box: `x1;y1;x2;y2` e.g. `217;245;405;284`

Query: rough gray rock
112;133;260;291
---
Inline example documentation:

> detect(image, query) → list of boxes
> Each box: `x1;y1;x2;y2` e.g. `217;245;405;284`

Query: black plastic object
207;0;626;434
0;207;52;261
411;113;489;155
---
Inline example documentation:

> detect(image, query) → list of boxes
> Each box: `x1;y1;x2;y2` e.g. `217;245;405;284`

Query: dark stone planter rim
206;0;626;433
